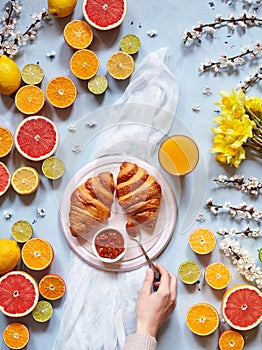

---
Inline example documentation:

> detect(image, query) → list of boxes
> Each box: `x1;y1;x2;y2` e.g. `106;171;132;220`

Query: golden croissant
116;162;162;227
69;171;115;237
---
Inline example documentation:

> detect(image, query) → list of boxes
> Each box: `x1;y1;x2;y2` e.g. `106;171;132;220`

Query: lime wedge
178;260;201;284
120;34;141;55
32;300;53;322
42;156;65;180
87;75;108;95
11;220;33;243
21;63;45;85
259;247;262;262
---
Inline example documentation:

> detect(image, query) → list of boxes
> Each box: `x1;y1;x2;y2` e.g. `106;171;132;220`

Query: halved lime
11;220;33;243
32;300;53;322
120;34;141;55
42;156;65;180
178;260;201;284
87;75;108;95
21;63;45;85
259;247;262;262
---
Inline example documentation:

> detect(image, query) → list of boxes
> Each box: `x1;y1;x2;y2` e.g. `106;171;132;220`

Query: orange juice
158;135;199;176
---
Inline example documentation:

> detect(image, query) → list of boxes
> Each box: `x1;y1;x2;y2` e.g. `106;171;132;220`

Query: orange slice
21;238;54;270
15;85;45;115
70;49;99;80
205;262;231;290
186;302;219;336
64;20;93;50
218;329;245;350
189;227;216;255
39;273;66;300
0;126;13;157
46;76;77;108
107;51;134;80
3;323;30;349
11;166;40;195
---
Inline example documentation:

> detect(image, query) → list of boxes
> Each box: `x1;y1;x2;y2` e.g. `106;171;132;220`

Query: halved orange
3;323;30;349
0;126;13;157
46;76;77;108
64;20;93;50
70;49;99;80
39;273;66;300
21;238;54;270
186;302;219;336
218;329;245;350
189;227;216;255
107;51;134;80
11;166;40;195
15;85;45;115
205;262;231;290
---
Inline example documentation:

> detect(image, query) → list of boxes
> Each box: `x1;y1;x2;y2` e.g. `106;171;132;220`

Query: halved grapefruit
82;0;127;31
221;284;262;331
0;270;39;317
14;116;59;161
0;162;11;196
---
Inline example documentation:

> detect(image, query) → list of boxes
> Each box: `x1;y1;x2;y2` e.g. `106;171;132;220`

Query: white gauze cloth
53;47;179;350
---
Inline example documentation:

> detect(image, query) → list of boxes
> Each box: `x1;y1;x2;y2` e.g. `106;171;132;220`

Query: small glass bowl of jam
92;227;127;263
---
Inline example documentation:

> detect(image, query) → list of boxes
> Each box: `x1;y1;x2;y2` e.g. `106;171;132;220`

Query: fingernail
146;269;152;276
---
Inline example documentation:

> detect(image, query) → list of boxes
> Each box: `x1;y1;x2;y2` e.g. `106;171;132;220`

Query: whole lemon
0;55;21;95
48;0;78;18
0;238;20;275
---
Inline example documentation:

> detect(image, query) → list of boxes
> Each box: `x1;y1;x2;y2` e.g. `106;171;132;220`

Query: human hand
135;263;177;338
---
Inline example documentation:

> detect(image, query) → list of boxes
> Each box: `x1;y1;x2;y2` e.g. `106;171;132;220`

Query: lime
42;156;65;180
11;220;33;243
32;300;53;322
259;247;262;262
178;260;201;284
120;34;141;55
87;75;108;95
21;63;44;85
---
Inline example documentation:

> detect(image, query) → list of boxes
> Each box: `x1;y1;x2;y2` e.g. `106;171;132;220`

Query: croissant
69;171;115;237
116;162;162;227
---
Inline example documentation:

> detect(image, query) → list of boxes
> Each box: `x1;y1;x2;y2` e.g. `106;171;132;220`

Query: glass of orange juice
158;134;199;176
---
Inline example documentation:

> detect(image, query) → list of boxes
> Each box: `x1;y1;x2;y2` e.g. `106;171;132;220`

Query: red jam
95;229;125;260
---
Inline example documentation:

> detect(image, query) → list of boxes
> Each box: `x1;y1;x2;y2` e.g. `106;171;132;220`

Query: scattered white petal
72;144;81;153
86;121;96;128
68;124;77;132
46;50;56;58
37;208;46;217
191;103;200;112
146;29;157;37
202;86;212;95
196;213;205;222
4;211;13;219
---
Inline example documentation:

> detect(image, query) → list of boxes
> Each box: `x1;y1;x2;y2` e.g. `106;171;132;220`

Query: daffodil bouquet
211;89;262;168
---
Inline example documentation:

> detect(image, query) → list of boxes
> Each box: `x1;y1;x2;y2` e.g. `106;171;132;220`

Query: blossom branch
214;174;262;196
217;225;261;237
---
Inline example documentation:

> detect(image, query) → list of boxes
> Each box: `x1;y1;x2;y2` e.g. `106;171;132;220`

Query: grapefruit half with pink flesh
82;0;127;31
0;271;39;317
221;284;262;331
0;162;11;196
14;116;59;161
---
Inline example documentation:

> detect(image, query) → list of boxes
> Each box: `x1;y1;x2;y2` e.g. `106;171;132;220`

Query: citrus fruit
2;323;30;349
39;273;66;300
48;0;77;18
14;116;59;161
205;262;231;290
0;238;20;275
82;0;127;31
11;166;40;195
32;300;53;322
221;284;262;330
186;302;219;336
0;162;11;196
42;156;65;180
87;75;108;94
178;260;201;285
120;34;141;54
0;270;39;317
107;51;134;80
218;329;245;350
11;220;33;243
15;85;45;115
21;238;54;270
21;63;44;85
189;227;216;255
0;126;13;157
64;20;93;50
70;49;99;80
259;247;262;262
0;55;21;95
46;76;77;108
